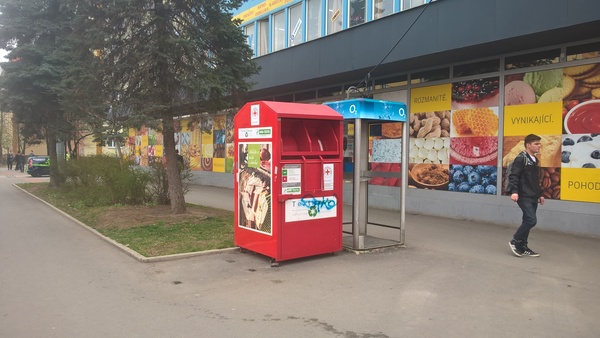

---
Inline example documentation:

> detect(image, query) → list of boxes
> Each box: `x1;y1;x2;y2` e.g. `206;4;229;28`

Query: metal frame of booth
324;99;408;251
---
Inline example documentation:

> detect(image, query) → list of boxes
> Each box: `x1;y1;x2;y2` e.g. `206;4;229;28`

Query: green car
27;155;50;177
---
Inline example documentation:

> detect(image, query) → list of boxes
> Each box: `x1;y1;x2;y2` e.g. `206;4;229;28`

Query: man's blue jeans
514;198;538;245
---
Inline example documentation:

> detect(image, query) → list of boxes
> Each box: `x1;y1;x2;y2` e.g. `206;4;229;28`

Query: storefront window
373;0;394;19
410;67;450;84
272;10;285;52
349;0;365;27
327;0;343;35
454;59;500;77
505;49;560;70
244;24;255;56
257;19;269;56
307;0;322;41
289;4;303;46
566;41;600;62
374;74;408;89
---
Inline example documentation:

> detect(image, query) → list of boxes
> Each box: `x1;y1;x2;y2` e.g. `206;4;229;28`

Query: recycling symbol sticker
307;206;318;217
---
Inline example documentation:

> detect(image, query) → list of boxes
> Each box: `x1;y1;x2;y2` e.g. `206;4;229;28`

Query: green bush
61;155;151;206
145;157;193;205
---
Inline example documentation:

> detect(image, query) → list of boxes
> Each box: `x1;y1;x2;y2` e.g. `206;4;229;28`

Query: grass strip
19;183;234;257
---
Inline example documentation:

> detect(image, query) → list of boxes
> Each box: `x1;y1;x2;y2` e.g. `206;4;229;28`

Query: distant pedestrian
19;152;26;173
508;134;544;257
176;149;184;170
7;152;13;170
14;152;21;172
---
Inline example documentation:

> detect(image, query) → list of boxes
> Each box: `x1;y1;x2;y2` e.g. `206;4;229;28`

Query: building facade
226;0;600;236
127;0;600;237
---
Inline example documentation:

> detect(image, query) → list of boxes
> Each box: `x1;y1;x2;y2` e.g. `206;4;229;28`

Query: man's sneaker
509;240;524;257
522;246;540;257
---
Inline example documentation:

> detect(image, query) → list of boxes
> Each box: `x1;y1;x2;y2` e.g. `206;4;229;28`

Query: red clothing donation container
234;101;344;262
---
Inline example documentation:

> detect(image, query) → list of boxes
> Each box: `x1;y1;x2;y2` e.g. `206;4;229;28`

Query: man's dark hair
524;134;541;145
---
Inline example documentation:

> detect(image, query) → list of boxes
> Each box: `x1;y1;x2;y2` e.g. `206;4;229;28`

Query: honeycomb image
452;108;498;136
451;109;471;135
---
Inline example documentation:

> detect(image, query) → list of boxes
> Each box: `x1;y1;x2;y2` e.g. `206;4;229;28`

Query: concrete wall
191;170;600;238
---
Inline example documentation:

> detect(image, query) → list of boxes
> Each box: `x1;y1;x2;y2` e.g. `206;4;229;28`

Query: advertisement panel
237;142;273;235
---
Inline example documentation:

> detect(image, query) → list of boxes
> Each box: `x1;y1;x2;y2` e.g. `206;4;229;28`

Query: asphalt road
1;169;600;337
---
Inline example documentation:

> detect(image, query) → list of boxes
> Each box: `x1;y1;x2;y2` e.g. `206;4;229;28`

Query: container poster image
368;122;402;187
503;63;600;203
238;142;273;234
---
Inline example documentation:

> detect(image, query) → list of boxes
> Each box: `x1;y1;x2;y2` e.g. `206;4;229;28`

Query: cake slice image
450;136;498;166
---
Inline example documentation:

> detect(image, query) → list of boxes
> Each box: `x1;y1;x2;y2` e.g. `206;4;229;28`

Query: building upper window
257;19;269;56
307;0;322;41
272;10;285;52
327;0;343;35
373;0;393;19
349;0;366;27
107;138;117;148
244;23;255;56
289;4;303;46
403;0;432;10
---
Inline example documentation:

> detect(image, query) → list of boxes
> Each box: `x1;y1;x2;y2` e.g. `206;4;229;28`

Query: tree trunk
162;110;186;214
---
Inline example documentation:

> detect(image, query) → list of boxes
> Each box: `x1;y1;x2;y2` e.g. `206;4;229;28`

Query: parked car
27;155;50;177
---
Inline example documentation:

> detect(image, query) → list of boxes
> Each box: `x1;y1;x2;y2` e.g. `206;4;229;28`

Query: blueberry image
562;138;575;146
477;165;493;175
561;151;571;163
469;185;485;194
452;170;465;184
577;135;593;143
592;150;600;160
481;177;490;187
463;166;474;175
582;163;596;168
489;172;498;185
452;165;463;172
457;182;471;192
448;182;456;191
485;185;497;195
468;172;481;185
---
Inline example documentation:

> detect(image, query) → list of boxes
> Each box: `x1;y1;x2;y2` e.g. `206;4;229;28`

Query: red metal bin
234;101;344;262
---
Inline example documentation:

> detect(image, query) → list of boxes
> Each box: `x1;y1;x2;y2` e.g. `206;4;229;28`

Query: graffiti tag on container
298;195;337;217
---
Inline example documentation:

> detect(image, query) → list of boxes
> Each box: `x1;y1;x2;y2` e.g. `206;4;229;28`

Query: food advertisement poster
128;113;235;173
409;78;500;194
503;64;600;203
238;142;272;234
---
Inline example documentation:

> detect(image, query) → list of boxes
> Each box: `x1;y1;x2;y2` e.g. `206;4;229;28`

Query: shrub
61;155;151;206
145;157;193;205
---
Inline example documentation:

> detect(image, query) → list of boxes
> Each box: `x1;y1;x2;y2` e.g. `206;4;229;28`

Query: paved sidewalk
2;170;599;337
185;184;600;336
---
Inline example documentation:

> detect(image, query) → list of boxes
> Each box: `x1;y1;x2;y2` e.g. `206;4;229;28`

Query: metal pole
352;118;362;249
400;121;408;245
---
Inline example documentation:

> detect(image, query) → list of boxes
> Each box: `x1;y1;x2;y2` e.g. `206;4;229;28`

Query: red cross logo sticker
324;168;332;176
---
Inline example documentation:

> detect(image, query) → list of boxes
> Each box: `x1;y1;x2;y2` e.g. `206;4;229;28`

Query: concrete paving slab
1;170;599;337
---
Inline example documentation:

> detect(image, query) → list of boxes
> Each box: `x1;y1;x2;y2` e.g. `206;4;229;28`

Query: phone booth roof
323;98;407;122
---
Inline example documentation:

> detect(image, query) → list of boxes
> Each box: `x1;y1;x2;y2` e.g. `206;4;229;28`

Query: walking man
14;152;21;172
508;134;544;257
7;152;13;170
19;152;26;173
